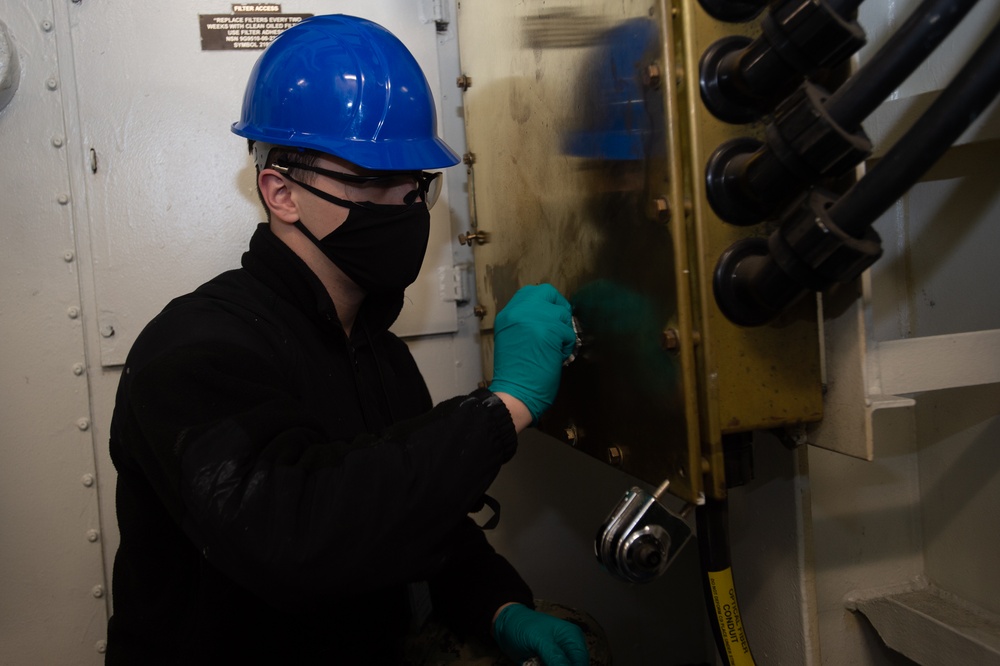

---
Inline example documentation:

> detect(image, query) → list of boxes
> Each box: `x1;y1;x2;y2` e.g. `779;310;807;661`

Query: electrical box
458;0;826;503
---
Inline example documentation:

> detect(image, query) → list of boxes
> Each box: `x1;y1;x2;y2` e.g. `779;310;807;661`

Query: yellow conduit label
707;567;755;666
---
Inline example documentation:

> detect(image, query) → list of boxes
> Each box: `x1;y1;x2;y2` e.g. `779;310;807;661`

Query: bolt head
644;63;662;88
662;328;680;351
654;197;672;223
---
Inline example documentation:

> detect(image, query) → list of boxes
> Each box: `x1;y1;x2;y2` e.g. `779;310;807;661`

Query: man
106;14;589;666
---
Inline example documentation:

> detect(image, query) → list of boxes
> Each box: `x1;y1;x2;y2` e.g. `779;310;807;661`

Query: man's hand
493;603;589;666
488;284;576;425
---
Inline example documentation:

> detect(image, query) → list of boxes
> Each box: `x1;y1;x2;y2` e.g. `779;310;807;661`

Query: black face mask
293;204;430;295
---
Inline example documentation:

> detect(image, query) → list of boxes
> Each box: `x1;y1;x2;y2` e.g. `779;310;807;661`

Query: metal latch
458;230;489;246
595;480;693;583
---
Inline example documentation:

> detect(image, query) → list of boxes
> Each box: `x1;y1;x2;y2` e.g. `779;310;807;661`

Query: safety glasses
271;161;443;209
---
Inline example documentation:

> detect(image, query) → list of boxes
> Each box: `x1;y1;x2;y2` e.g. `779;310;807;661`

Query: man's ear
259;169;299;224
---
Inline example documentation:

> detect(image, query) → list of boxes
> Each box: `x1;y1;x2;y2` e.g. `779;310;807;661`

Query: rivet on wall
76;418;90;432
86;529;100;543
81;473;95;487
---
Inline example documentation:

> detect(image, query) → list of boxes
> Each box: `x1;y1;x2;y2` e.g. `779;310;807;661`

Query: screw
563;424;578;446
463;152;476;166
607;446;624;467
473;305;487;319
63;251;75;262
46;78;59;91
67;307;80;319
41;20;54;32
52;136;64;148
654;197;672;223
92;585;104;598
73;363;85;376
100;324;115;338
57;194;70;205
662;328;680;351
81;473;95;487
644;63;662;89
86;529;100;543
95;640;107;654
456;74;472;90
77;418;90;431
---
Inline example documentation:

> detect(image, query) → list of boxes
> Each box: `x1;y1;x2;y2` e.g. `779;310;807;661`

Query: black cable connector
700;0;866;124
706;82;872;225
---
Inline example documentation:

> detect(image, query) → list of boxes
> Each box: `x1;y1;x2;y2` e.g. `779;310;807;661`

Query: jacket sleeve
428;517;534;642
115;306;521;613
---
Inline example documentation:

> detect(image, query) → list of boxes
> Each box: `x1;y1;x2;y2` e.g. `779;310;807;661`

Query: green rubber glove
493;603;590;666
489;284;577;423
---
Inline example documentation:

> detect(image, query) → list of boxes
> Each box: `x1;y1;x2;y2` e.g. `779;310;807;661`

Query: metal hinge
419;0;450;32
438;264;473;303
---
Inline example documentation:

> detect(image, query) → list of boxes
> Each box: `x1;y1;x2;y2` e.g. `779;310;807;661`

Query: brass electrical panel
458;0;823;503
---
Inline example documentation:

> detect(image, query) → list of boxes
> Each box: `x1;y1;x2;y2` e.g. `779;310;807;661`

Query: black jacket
107;224;531;664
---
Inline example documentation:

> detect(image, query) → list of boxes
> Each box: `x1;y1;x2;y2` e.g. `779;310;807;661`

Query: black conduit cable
824;0;981;129
697;497;756;665
699;0;868;124
832;16;1000;237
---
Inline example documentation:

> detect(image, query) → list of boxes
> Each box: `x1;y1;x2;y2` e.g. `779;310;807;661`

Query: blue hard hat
232;15;460;170
563;18;663;161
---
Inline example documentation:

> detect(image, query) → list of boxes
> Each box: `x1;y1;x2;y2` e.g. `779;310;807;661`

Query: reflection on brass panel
458;0;824;503
520;9;612;49
458;0;701;502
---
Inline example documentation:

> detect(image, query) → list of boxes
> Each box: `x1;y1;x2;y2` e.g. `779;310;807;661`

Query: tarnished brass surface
458;0;823;502
670;0;824;498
